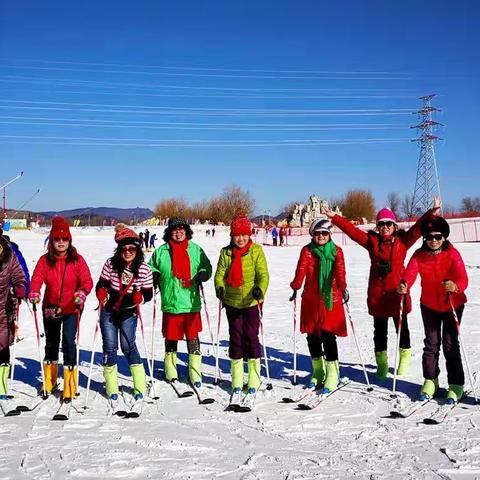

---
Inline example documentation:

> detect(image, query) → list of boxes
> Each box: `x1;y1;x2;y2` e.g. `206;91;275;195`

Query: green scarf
310;240;336;310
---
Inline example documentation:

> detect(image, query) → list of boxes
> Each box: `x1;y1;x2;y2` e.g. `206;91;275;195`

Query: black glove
252;286;263;301
152;272;161;291
215;287;225;301
289;289;297;302
195;270;210;284
342;289;349;304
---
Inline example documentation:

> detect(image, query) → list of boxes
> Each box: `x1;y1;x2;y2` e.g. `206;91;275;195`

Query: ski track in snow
2;226;480;479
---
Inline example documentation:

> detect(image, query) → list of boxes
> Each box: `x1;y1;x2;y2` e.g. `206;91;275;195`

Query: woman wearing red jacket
398;217;468;404
322;199;440;380
290;219;348;393
29;217;93;400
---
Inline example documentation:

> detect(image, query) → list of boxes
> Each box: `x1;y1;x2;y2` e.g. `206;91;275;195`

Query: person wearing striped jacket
96;225;153;402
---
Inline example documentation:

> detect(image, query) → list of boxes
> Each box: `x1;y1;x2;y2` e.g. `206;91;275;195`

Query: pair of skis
168;380;215;405
226;389;257;413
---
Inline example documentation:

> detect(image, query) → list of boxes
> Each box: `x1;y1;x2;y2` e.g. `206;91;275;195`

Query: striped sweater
96;258;153;315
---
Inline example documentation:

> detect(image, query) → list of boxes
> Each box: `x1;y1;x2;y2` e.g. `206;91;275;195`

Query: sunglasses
121;246;137;253
53;237;69;242
425;234;443;241
377;221;395;228
313;230;330;236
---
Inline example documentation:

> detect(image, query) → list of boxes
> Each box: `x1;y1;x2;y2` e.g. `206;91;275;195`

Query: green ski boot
164;352;178;382
375;351;388;380
247;358;261;393
231;358;244;392
396;348;411;376
322;360;340;393
103;364;119;398
0;363;10;399
130;364;147;400
447;384;464;405
419;378;438;400
308;356;326;388
188;353;202;388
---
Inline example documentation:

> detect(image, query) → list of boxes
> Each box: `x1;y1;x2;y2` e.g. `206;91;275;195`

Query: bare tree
386;192;401;219
461;196;480;213
220;184;256;223
401;194;415;219
339;189;376;222
153;197;190;220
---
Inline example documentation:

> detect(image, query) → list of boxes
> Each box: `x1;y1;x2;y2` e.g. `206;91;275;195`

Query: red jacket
290;244;347;337
331;211;433;318
30;254;93;315
403;242;468;312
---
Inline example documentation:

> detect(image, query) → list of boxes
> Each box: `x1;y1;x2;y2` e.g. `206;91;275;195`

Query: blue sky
0;1;478;215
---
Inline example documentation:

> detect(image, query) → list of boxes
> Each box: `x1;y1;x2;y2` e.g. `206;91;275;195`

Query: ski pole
214;300;223;385
449;296;478;403
83;304;102;409
32;303;47;397
149;291;158;390
75;309;81;397
9;301;20;389
292;298;298;386
258;304;273;390
136;303;158;400
344;301;373;392
199;284;216;353
391;295;404;398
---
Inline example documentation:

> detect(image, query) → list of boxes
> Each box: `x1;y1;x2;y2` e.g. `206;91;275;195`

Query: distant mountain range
39;206;154;221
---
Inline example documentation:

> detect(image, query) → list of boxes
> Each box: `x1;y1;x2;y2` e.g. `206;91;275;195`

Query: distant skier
149;233;157;249
144;229;150;250
149;217;212;388
29;217;93;400
271;227;279;246
138;232;144;250
95;225;153;402
398;216;468;404
0;235;26;402
322;197;441;380
214;213;269;395
290;219;348;392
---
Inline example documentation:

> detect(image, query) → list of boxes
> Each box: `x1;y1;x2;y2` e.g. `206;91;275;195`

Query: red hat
230;214;252;236
114;223;141;246
50;216;72;241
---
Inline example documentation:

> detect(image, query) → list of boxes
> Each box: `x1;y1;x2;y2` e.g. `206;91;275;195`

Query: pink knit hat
376;208;397;225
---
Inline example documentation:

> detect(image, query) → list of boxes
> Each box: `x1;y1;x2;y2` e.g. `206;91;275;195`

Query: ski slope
2;226;479;480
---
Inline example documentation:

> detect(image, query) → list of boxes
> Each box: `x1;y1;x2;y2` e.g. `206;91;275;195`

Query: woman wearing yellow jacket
214;213;269;395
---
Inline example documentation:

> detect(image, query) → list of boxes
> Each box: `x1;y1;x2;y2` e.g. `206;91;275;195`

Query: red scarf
169;240;191;288
226;240;252;288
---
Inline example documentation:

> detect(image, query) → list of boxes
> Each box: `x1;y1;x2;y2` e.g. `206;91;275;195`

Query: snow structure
1;224;480;479
290;194;342;227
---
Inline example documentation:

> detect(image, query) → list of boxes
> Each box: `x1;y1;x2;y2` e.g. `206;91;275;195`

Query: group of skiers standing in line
0;197;470;407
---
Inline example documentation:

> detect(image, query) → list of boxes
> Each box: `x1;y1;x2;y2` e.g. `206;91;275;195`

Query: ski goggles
424;234;443;241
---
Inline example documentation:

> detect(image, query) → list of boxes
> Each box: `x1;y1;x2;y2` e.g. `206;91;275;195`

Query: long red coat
332;212;433;318
30;254;93;316
290;244;347;337
403;242;467;312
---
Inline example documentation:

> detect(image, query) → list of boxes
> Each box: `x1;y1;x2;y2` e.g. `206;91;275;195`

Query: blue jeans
100;309;142;366
43;313;77;366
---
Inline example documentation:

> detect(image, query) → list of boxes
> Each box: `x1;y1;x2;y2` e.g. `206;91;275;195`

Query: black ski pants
307;332;338;361
373;314;410;352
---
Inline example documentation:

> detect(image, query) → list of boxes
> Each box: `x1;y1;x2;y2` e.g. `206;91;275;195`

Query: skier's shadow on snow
199;339;423;399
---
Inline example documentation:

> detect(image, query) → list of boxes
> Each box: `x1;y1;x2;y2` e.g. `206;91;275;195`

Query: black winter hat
168;217;188;228
421;216;450;238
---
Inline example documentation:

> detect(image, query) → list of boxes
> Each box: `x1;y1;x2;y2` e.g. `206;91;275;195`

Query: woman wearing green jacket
214;214;269;395
148;217;212;388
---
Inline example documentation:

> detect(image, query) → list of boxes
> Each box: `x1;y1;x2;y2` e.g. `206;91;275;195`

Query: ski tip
366;387;374;392
423;418;439;425
52;415;68;421
266;384;273;391
114;411;127;417
125;412;140;419
281;398;295;403
235;406;252;413
180;391;194;398
16;405;30;412
5;410;21;417
297;404;312;411
389;411;405;419
200;398;215;405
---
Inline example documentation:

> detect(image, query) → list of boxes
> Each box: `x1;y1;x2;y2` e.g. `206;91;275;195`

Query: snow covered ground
2;226;480;480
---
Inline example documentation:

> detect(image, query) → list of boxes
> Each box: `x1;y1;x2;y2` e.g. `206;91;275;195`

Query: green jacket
148;242;212;314
214;243;269;309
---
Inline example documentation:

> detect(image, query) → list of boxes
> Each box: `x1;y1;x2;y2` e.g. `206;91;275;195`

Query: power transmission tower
410;94;443;215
